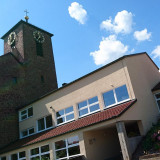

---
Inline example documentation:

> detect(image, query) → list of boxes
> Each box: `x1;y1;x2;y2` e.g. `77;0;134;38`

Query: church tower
0;20;58;148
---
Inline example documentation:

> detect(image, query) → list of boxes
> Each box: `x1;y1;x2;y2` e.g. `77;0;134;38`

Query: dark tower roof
1;20;53;39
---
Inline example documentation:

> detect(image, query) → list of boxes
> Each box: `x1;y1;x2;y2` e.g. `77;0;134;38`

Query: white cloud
90;35;128;65
134;29;151;41
100;10;133;34
151;45;160;59
68;2;87;24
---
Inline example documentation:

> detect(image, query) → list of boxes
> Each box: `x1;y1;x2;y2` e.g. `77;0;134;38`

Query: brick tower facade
0;20;58;148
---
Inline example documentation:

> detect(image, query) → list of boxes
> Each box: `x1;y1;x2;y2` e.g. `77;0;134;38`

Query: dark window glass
31;156;40;160
36;42;43;56
88;96;98;104
157;100;160;110
56;110;64;117
1;157;6;160
66;114;74;121
12;77;17;84
55;140;66;150
90;104;100;112
115;85;129;102
19;151;25;158
11;154;17;160
41;76;45;83
156;93;160;99
68;146;80;156
79;108;88;117
56;149;67;159
41;145;49;153
78;101;87;109
46;115;53;128
65;106;73;114
29;128;34;134
38;118;45;131
31;148;39;155
21;115;27;120
21;110;27;115
41;154;50;160
67;136;79;145
103;90;115;107
57;117;65;124
28;107;33;117
22;130;28;137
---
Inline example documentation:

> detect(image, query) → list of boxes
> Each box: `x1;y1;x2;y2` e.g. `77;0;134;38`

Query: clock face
33;31;45;43
8;32;16;46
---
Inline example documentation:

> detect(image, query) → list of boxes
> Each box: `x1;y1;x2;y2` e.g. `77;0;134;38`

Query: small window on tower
41;75;45;83
12;77;17;84
36;42;43;56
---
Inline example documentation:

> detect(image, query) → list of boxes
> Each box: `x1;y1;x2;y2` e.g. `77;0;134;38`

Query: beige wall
120;54;160;134
19;59;135;133
83;127;121;160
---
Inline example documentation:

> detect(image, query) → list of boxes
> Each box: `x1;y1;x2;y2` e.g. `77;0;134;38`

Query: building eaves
17;52;157;110
1;20;53;39
152;82;160;92
0;99;137;154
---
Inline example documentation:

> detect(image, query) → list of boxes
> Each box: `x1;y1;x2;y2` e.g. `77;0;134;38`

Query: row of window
1;136;80;160
19;85;130;138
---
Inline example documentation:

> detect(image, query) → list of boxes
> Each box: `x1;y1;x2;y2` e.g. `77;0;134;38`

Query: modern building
0;40;160;160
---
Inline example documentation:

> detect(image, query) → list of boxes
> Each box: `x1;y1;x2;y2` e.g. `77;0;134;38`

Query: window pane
65;106;73;114
55;140;66;150
115;85;129;102
78;101;87;109
56;149;67;159
28;107;33;117
41;154;50;160
79;108;88;117
19;151;25;158
56;110;64;117
21;110;26;115
38;118;45;131
22;130;28;137
41;145;49;153
156;93;160;99
11;154;17;160
31;156;40;160
21;115;27;120
68;146;80;156
29;128;34;134
103;90;115;107
57;117;65;124
90;104;100;112
31;148;39;155
88;96;98;104
67;136;79;145
46;115;53;128
66;114;74;121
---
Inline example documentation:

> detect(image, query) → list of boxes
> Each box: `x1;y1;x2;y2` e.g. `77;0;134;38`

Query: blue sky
0;0;160;87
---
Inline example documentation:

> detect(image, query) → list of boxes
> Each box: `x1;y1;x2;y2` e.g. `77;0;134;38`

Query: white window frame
20;127;35;139
10;151;26;160
154;93;160;112
56;106;74;126
78;96;100;118
30;144;50;160
37;115;53;133
19;106;33;122
54;136;81;160
103;85;130;109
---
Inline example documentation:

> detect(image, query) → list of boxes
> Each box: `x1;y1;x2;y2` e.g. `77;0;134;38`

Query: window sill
19;116;33;122
37;126;54;133
57;118;75;127
79;109;101;119
104;99;130;110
